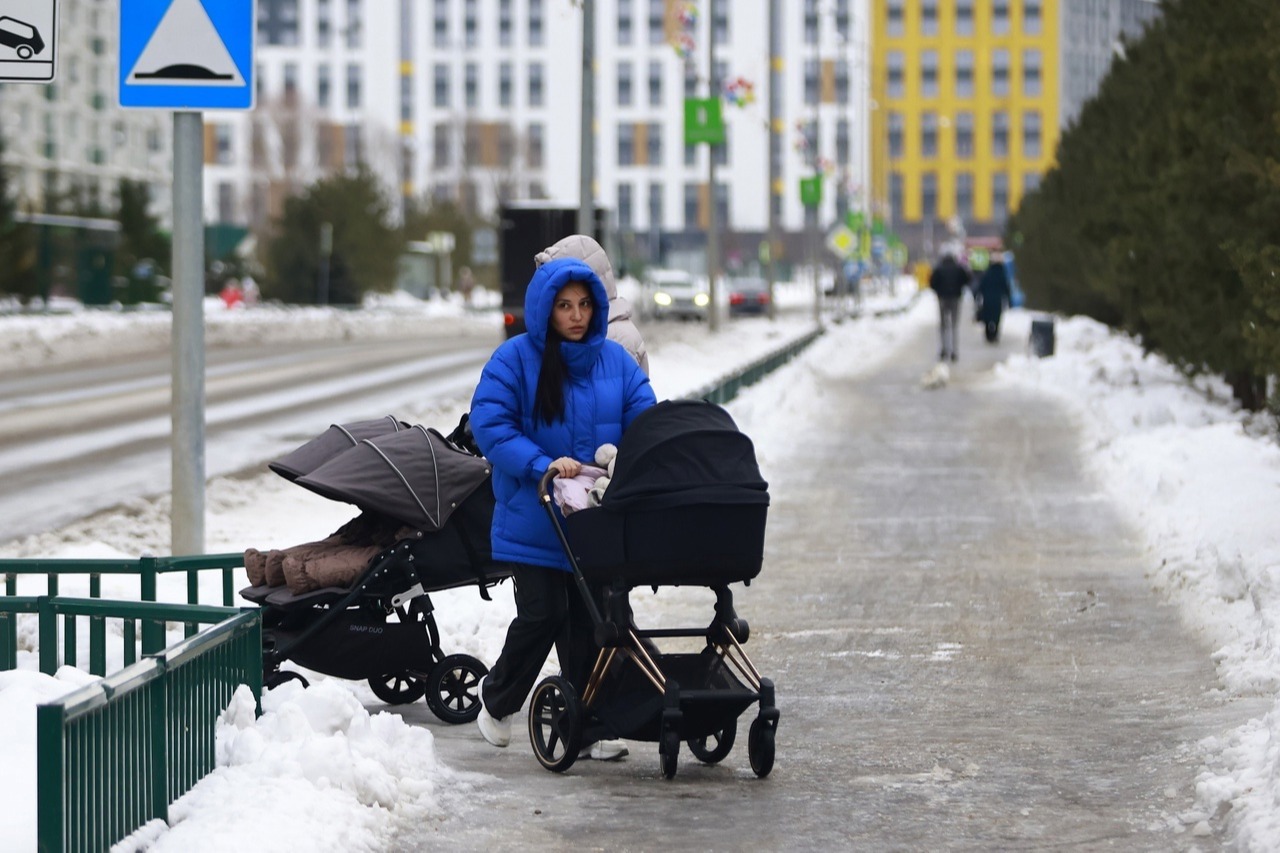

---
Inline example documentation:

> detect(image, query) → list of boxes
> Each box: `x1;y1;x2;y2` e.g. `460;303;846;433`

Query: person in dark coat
928;252;972;362
977;260;1013;343
468;256;656;759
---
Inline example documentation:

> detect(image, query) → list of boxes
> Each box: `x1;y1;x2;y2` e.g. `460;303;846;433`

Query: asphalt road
383;309;1262;851
0;334;497;543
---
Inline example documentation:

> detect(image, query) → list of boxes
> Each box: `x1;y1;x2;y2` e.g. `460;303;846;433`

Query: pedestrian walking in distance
929;251;972;362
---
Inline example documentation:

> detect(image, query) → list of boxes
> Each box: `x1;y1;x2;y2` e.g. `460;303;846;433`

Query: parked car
0;17;44;60
644;268;709;321
727;276;771;316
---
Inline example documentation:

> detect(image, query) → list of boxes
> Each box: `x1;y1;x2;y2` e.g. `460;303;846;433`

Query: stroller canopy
603;399;769;512
294;425;492;531
269;416;406;481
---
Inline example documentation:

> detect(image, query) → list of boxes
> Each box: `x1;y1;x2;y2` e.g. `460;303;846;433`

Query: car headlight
693;292;710;307
653;291;672;307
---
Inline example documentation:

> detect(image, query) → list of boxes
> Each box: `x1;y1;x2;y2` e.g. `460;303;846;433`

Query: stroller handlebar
537;467;559;503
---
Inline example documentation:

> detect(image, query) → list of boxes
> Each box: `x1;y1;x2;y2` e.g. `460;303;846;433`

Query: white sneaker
579;739;629;761
476;676;511;748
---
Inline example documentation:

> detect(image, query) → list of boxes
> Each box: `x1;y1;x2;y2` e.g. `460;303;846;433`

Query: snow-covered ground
2;281;1279;851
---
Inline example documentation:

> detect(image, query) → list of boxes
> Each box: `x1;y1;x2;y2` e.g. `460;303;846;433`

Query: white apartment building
1060;0;1161;126
1;1;872;269
0;0;173;221
215;0;872;266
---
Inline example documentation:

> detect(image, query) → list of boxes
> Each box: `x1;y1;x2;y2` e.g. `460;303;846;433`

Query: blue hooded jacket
469;257;656;570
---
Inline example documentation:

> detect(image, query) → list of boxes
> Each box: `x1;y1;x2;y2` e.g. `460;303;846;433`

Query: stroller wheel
660;729;680;779
528;675;584;773
368;671;428;705
687;722;736;764
425;654;488;724
747;717;776;778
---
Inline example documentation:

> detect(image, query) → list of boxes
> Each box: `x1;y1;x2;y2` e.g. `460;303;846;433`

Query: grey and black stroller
532;400;779;778
239;416;510;724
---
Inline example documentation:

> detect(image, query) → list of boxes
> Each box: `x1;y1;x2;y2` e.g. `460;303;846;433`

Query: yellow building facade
871;0;1060;246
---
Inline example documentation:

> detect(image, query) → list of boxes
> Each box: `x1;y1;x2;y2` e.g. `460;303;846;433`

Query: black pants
482;563;597;720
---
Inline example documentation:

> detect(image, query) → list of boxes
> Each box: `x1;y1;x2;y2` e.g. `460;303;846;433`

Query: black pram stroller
239;416;511;724
531;399;779;778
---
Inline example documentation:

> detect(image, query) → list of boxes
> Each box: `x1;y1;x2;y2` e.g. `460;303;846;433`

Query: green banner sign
799;175;823;209
684;97;725;146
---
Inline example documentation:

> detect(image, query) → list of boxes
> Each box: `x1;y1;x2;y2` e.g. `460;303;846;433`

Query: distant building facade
871;0;1160;260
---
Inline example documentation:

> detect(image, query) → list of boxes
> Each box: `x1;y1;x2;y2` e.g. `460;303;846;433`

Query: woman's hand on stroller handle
538;459;580;501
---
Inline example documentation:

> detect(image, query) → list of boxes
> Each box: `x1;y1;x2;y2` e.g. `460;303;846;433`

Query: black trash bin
1029;317;1055;358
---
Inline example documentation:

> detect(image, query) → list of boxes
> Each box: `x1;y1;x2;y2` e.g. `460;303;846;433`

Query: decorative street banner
684;97;725;146
799;175;823;209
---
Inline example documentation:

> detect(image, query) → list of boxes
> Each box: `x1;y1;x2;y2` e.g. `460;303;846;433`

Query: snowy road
0;333;497;543
378;311;1264;850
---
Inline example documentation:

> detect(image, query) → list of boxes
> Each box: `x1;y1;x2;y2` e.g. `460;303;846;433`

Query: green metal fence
685;328;823;404
0;553;245;673
24;597;262;853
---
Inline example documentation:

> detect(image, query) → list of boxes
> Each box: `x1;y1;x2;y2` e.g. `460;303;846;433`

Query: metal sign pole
171;111;205;555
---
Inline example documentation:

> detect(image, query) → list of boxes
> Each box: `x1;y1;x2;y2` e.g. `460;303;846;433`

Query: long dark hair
534;326;569;425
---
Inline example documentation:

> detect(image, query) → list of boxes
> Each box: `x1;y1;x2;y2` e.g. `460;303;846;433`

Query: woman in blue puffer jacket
468;256;656;753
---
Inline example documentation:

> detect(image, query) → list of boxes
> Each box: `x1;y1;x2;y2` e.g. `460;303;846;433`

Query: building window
992;0;1009;35
955;0;973;35
888;112;904;159
804;0;819;45
499;0;513;45
213;123;233;164
890;172;903;219
344;123;363;168
955;50;974;97
1018;0;1039;34
432;124;450;167
649;0;665;45
992;49;1010;97
992;111;1009;157
618;123;635;166
528;62;544;107
617;0;633;45
345;0;361;48
684;62;697;98
1023;49;1042;96
618;182;634;230
618;61;633;107
921;172;937;218
528;122;544;168
684;142;697;167
346;64;361;109
465;63;478;108
835;0;851;41
920;112;938;158
399;74;411;120
317;0;332;46
648;61;663;107
433;0;448;47
955;172;973;219
647;122;663;166
712;0;728;45
836;60;850;103
955;111;974;158
715;181;730;228
836;119;850;164
887;51;904;98
1024;171;1041;194
887;0;904;37
433;63;450;108
258;0;299;47
992;172;1009;220
804;59;819;106
683;182;699;228
464;0;478;47
529;0;544;46
921;51;938;98
217;182;235;222
1022;110;1042;157
921;0;938;36
499;62;512;107
648;182;663;234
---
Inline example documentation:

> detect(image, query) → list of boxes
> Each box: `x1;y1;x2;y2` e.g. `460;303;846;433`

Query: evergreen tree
262;168;403;304
0;136;36;301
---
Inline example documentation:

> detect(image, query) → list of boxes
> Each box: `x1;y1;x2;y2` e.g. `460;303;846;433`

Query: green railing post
38;596;57;675
139;557;163;654
148;658;169;821
36;703;64;853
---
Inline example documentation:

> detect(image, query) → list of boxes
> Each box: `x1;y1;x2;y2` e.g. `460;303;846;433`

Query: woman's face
550;282;594;342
